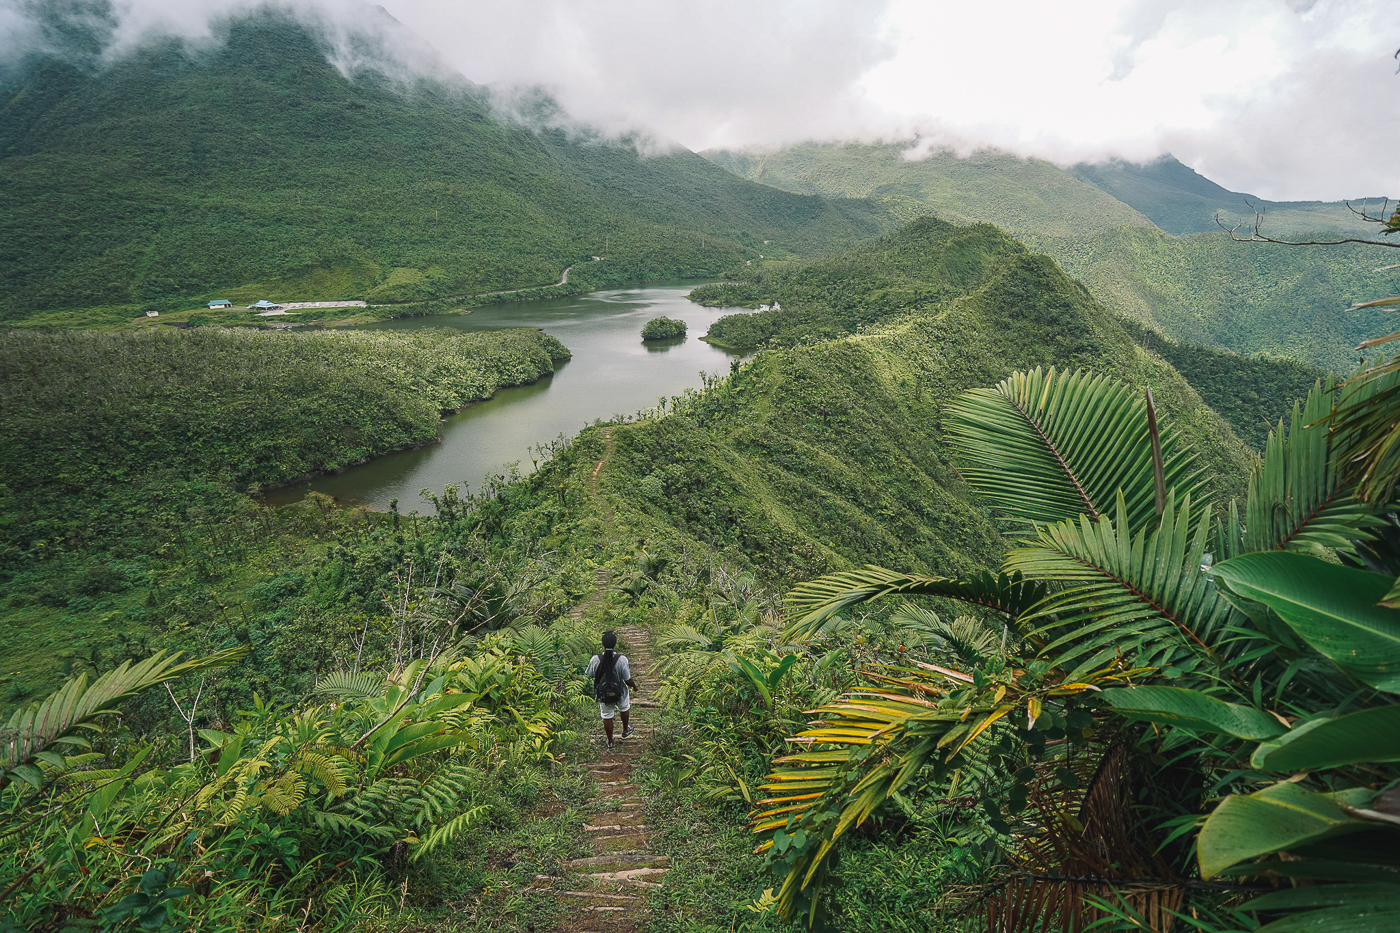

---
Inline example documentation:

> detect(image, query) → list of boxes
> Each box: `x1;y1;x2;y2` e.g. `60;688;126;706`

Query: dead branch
1216;198;1400;249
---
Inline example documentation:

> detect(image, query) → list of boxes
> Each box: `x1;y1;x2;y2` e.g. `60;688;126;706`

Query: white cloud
2;0;1395;198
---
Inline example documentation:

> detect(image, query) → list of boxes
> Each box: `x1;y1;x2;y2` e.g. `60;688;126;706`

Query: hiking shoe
621;726;636;740
606;739;615;750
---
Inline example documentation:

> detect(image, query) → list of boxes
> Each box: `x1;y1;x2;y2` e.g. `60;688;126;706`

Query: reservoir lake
263;282;747;513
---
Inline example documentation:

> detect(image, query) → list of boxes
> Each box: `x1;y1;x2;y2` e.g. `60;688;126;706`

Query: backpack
594;652;624;704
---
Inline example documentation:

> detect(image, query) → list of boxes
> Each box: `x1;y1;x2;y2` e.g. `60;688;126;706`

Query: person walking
585;629;639;749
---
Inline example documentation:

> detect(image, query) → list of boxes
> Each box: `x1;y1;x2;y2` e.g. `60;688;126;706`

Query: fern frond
410;805;491;861
1005;492;1243;681
1;646;247;791
1241;377;1384;557
314;671;389;701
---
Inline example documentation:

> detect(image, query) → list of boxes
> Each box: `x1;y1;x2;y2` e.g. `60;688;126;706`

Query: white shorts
598;695;630;719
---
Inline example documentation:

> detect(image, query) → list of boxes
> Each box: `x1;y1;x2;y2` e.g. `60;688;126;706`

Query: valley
3;6;1399;933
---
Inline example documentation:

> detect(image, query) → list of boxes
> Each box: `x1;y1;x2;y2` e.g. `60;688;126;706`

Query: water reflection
264;283;748;513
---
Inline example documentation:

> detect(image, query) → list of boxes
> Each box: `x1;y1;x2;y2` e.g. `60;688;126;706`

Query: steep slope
1042;225;1396;373
704;144;1398;372
1070;154;1384;236
590;218;1253;584
0;11;901;324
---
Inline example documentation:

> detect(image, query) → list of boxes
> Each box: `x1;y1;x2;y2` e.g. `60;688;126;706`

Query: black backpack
594;652;624;704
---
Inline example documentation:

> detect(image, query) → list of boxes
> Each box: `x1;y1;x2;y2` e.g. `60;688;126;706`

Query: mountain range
2;7;1395;371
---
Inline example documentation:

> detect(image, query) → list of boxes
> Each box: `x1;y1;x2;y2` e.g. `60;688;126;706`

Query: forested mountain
1069;153;1381;236
0;10;904;325
705;142;1398;372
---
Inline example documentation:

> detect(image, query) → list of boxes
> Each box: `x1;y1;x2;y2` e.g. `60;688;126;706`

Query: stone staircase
539;624;664;932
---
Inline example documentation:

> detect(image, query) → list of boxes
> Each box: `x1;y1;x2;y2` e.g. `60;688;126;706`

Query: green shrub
641;316;687;340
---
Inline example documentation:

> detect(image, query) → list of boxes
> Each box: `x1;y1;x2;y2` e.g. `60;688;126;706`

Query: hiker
585;629;639;749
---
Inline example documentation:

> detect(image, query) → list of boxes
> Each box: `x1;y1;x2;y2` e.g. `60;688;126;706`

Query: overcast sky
6;0;1397;200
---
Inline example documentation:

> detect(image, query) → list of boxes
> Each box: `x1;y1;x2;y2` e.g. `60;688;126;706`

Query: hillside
704;143;1399;372
704;142;1155;239
0;11;903;325
602;217;1255;584
1069;154;1383;236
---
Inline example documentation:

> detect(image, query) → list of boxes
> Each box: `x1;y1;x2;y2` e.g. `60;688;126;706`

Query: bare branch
1215;198;1400;249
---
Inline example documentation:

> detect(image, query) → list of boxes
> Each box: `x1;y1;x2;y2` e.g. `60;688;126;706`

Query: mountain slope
704;142;1155;239
592;217;1254;584
1069;154;1383;236
704;143;1398;372
0;11;902;323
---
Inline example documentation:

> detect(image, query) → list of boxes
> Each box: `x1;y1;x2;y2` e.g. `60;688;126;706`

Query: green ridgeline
600;216;1252;584
704;142;1399;373
692;216;1341;449
0;11;903;326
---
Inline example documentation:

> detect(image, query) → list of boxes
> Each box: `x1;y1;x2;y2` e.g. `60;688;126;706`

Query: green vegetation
641;316;687;341
0;11;907;327
0;325;568;700
704;142;1400;372
1117;319;1328;449
1038;223;1399;373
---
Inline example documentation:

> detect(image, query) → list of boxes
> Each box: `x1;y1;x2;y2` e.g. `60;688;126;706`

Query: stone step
553;891;641;903
565;853;670;870
584;823;649;832
583;867;669;884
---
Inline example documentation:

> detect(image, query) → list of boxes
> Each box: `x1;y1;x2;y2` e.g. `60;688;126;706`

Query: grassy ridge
705;142;1154;239
1034;225;1398;373
1069;154;1382;236
0;12;905;323
597;218;1253;584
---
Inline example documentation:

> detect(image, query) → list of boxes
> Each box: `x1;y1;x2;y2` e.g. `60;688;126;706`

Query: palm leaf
1004;492;1242;680
1;646;247;791
1236;377;1384;558
783;566;1047;641
313;671;390;701
945;367;1203;532
1331;348;1400;505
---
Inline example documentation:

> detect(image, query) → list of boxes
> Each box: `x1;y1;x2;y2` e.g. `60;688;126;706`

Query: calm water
263;283;747;513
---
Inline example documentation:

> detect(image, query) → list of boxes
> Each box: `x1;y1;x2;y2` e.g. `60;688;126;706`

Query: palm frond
1238;377;1384;558
945;367;1203;532
313;671;389;701
784;566;1047;641
1004;492;1242;681
1;646;247;791
1332;350;1400;504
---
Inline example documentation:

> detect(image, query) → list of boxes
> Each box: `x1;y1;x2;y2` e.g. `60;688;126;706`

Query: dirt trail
546;429;667;931
538;624;663;932
569;429;616;624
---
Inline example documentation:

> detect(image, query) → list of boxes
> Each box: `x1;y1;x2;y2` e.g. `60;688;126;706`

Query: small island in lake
641;316;687;340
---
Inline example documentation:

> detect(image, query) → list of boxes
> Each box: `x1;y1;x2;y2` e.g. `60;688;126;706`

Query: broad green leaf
1212;552;1400;693
1198;782;1375;879
1252;706;1400;771
1101;686;1286;741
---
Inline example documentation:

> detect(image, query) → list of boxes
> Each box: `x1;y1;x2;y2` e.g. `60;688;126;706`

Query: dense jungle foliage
0;10;904;325
0;325;568;702
704;142;1398;372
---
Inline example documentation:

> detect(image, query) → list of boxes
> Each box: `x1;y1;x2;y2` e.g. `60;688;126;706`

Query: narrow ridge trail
546;429;669;931
569;429;616;624
540;628;664;932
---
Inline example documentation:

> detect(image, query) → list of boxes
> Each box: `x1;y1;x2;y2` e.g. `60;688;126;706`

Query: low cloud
1;0;1394;199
